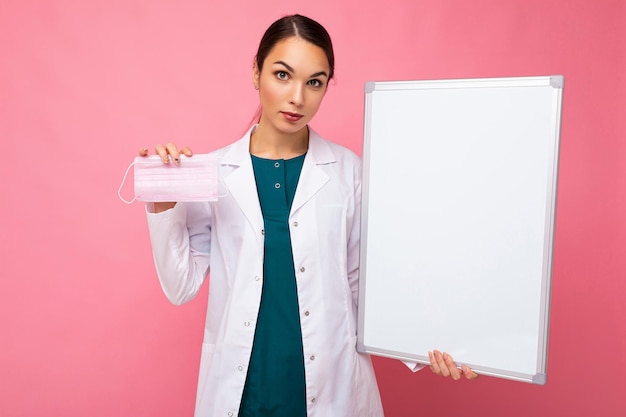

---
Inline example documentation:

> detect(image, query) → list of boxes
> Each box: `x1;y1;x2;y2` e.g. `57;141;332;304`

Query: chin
278;119;308;134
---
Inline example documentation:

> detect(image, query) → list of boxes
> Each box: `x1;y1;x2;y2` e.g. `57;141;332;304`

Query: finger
180;146;193;157
166;142;181;165
428;351;440;375
443;352;462;380
138;147;149;157
434;350;451;377
461;364;479;380
155;144;169;163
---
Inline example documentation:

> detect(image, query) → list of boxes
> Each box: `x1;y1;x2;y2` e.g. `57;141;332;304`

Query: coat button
274;162;280;168
238;365;244;372
310;355;315;361
293;221;299;227
254;276;260;281
300;266;305;273
228;412;233;417
244;321;251;327
274;182;281;189
304;310;310;317
311;397;316;403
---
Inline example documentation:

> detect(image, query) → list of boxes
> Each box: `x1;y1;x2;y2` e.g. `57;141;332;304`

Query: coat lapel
290;128;335;215
221;129;264;231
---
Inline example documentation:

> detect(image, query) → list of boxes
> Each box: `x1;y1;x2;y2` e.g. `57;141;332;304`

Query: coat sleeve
347;158;362;309
145;201;211;305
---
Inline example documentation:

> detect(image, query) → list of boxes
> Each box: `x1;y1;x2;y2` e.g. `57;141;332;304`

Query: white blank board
357;76;563;384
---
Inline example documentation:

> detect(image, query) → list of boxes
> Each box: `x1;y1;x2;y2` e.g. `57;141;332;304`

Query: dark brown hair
255;14;335;80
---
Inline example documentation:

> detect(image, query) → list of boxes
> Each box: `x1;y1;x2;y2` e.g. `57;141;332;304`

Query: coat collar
220;125;336;167
220;125;334;228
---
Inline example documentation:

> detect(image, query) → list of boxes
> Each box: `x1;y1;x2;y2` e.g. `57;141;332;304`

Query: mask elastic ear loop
118;160;137;204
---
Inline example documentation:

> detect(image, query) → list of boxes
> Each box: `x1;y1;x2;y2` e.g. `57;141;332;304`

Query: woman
141;14;476;417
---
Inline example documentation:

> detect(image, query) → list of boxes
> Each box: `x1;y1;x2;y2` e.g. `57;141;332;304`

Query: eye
308;79;323;88
275;71;289;80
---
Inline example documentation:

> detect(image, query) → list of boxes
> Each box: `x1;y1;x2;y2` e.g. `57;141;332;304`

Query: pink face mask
118;154;220;204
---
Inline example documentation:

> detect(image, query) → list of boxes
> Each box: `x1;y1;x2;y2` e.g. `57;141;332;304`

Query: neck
249;124;309;159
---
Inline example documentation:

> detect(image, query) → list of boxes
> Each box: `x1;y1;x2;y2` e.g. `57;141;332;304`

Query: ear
252;61;260;90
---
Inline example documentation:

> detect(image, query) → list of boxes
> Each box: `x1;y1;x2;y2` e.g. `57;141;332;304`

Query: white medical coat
146;127;384;416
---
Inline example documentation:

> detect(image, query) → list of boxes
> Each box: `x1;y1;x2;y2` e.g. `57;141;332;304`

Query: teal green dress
238;153;307;417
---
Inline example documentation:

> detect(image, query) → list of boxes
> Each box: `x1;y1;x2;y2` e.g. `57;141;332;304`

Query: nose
289;83;304;107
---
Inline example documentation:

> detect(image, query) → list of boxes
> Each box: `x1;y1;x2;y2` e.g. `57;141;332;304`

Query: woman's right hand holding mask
139;142;193;164
139;142;193;213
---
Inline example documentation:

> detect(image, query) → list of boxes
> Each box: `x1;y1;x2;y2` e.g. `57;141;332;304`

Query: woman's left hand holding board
428;350;479;380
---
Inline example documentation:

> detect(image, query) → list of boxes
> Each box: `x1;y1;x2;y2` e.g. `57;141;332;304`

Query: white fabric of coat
146;126;384;417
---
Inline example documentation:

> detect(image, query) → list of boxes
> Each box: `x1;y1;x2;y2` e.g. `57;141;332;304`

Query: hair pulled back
255;14;335;80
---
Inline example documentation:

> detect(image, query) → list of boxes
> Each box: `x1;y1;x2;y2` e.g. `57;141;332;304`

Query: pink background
1;1;624;416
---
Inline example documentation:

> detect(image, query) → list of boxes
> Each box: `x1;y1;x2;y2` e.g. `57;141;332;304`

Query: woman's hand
138;142;194;213
428;350;478;380
139;142;193;165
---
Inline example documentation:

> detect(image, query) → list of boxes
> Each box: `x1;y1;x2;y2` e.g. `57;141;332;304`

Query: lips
281;111;303;122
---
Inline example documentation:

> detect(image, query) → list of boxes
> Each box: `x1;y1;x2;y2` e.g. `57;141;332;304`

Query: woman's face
253;36;330;136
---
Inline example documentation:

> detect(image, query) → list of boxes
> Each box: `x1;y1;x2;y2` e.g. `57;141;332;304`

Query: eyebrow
273;60;329;79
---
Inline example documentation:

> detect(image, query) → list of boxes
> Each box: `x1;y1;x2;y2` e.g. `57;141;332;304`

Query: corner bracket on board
550;75;564;89
365;82;376;94
532;373;547;385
